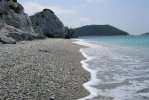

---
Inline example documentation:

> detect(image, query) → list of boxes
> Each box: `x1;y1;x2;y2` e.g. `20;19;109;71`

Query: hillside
140;32;149;36
75;25;129;36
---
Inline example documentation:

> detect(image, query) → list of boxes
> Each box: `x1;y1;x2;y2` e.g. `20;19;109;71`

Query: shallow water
76;36;149;100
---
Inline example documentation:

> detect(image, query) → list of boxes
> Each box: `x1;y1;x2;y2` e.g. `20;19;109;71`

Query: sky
18;0;149;35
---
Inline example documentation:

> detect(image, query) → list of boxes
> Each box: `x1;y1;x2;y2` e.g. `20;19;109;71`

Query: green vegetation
75;25;129;36
43;9;54;14
141;32;149;36
9;3;23;13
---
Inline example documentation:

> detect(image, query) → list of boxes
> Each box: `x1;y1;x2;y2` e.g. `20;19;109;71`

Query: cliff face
0;0;34;33
30;9;65;38
0;0;78;44
75;25;129;36
0;0;43;44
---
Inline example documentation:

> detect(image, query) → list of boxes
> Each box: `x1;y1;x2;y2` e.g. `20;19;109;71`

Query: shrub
8;3;23;13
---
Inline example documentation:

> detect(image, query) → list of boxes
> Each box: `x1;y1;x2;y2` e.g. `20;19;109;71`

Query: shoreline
75;38;149;100
74;39;99;100
74;39;114;100
0;39;90;100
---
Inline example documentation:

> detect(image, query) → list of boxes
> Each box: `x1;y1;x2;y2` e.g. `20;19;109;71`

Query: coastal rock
0;0;43;44
0;0;34;33
30;9;65;38
64;27;78;39
0;33;16;44
0;23;44;44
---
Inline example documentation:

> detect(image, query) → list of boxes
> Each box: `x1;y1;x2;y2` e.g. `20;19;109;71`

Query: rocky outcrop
0;23;42;44
64;27;78;39
0;33;16;44
0;0;43;44
0;1;77;44
30;9;65;38
0;0;34;33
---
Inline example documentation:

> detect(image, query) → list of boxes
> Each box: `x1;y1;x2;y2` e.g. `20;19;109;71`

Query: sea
75;35;149;100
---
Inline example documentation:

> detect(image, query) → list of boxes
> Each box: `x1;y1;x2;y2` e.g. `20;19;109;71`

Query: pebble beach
0;39;90;100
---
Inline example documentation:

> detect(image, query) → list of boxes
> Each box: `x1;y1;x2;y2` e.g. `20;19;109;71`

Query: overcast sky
18;0;149;35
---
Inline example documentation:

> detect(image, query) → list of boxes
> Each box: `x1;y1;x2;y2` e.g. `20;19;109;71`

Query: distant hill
140;32;149;36
74;25;129;36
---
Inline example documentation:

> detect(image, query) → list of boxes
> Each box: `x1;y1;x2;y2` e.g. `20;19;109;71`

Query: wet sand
0;39;90;100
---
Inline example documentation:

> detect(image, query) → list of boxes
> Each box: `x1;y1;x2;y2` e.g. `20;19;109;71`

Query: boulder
30;9;65;38
64;27;78;39
0;33;16;44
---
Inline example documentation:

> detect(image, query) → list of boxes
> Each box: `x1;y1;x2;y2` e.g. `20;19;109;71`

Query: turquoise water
80;35;149;49
77;35;149;100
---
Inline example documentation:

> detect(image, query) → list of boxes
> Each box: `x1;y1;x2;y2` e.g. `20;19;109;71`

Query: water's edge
73;37;149;100
73;39;100;100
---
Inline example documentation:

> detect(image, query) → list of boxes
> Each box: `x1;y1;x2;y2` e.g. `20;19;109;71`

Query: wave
74;39;102;100
73;38;149;100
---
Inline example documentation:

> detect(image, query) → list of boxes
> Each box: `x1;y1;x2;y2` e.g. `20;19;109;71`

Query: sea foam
74;39;101;100
73;37;149;100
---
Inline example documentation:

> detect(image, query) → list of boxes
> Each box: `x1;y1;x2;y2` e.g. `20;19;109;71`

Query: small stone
50;95;55;100
39;49;48;53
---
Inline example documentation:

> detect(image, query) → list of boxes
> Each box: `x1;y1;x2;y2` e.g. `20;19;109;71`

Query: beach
0;39;90;100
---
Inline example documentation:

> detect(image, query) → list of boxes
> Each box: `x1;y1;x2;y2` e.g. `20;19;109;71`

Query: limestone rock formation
30;9;65;38
0;0;42;44
0;0;34;33
0;1;77;44
64;27;78;39
0;33;16;44
0;23;42;44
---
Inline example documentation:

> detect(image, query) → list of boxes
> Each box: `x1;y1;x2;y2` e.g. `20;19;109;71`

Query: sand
0;39;90;100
